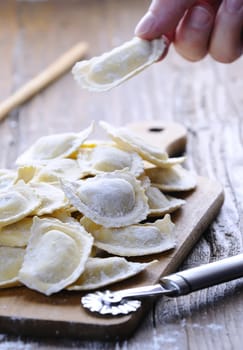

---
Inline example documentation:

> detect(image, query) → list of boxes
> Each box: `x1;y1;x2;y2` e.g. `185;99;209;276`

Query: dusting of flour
0;338;33;350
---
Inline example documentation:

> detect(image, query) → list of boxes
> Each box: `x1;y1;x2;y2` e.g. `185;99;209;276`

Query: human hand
135;0;243;63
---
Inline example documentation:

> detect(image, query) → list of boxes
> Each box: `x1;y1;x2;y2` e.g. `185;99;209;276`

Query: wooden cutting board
0;122;224;341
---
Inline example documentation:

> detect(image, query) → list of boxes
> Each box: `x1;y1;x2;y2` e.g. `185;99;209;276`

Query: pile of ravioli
0;121;196;296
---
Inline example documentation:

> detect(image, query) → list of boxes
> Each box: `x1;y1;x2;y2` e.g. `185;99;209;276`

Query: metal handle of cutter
81;254;243;316
160;253;243;296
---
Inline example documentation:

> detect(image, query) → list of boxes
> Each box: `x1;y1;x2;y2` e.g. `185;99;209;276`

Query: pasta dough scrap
62;171;149;228
80;214;175;256
67;257;152;291
77;144;144;177
72;37;166;92
16;122;94;166
0;246;25;288
100;121;185;167
0;217;33;247
145;165;197;192
145;186;185;217
0;180;41;228
18;217;93;295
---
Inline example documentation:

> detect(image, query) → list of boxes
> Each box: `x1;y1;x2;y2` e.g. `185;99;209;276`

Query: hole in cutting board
148;127;164;132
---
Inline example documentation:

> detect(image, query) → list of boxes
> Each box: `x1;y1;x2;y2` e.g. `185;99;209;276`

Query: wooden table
0;0;243;349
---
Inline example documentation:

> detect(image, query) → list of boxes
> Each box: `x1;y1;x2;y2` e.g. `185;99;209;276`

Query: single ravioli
77;144;144;177
145;165;197;192
30;182;68;216
0;246;25;288
0;217;33;247
81;214;175;256
100;121;185;167
18;217;93;295
72;37;166;92
67;257;152;291
0;180;41;228
62;171;149;228
16;122;94;166
145;185;185;217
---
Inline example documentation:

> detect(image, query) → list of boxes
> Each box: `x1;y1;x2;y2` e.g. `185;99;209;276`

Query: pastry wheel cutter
81;253;243;316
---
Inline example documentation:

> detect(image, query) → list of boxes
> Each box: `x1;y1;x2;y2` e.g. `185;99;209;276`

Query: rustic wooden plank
0;0;19;169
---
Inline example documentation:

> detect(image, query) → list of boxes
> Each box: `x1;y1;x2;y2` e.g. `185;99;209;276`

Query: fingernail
188;6;212;29
135;11;157;36
226;0;243;13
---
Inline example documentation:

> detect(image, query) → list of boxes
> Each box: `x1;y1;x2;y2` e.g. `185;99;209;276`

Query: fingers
174;0;243;62
174;2;216;61
135;0;243;63
209;0;243;63
135;0;197;39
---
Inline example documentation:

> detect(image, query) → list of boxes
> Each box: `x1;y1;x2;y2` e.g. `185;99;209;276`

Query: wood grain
0;0;242;349
0;42;88;121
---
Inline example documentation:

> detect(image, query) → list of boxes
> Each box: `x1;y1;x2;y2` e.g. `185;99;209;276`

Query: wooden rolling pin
0;41;88;121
